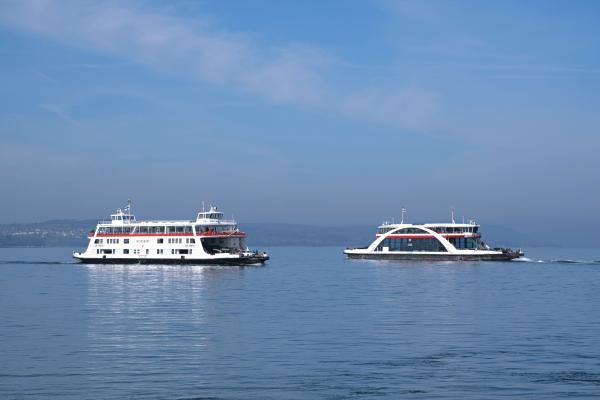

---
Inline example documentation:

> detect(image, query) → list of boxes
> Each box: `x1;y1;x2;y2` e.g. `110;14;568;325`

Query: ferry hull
73;254;269;266
345;251;521;262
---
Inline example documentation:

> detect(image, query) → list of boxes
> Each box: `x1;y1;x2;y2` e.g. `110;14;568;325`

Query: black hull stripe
345;253;520;261
73;256;269;265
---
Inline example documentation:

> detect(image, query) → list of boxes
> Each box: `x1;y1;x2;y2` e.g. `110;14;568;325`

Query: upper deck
91;204;243;237
376;222;480;237
99;206;236;226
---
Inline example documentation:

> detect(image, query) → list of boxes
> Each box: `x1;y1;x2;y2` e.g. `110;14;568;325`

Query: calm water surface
1;246;600;399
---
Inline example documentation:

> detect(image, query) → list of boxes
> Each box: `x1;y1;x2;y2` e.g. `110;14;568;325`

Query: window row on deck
97;225;238;234
96;248;194;255
378;226;479;235
376;238;447;252
429;226;479;234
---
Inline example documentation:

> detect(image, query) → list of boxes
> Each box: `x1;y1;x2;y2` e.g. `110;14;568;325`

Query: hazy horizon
1;1;599;242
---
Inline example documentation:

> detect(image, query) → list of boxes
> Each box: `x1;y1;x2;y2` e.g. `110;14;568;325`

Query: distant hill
0;219;555;248
0;219;95;247
242;223;374;247
478;223;554;248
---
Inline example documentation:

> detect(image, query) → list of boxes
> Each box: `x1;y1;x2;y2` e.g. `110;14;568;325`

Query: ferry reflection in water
82;263;261;377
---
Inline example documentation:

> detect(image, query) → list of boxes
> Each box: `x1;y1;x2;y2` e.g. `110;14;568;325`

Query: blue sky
0;1;599;236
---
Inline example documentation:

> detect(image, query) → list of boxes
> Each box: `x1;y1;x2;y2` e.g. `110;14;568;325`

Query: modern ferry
344;212;523;261
73;202;269;265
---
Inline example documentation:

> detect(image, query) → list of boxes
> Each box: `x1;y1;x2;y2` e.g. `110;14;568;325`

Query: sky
0;1;599;240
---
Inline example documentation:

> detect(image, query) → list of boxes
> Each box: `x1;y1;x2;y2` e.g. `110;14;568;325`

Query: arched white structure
344;221;523;261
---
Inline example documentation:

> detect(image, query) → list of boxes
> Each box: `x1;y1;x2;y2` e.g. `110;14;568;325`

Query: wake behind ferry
344;211;523;261
73;202;268;265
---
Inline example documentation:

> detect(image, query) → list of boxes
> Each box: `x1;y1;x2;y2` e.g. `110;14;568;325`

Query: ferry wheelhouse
344;217;523;261
73;203;268;265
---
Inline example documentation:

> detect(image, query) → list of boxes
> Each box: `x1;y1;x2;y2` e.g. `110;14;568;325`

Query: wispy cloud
0;0;439;131
29;68;59;84
340;87;440;132
39;103;81;126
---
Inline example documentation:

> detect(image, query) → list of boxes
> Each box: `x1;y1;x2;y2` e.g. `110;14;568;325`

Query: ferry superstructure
344;218;523;261
73;202;268;265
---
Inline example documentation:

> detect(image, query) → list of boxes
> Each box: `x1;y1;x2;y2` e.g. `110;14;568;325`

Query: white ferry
73;202;269;265
344;212;523;261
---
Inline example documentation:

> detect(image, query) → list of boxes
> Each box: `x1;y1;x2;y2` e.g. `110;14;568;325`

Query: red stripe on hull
91;232;245;238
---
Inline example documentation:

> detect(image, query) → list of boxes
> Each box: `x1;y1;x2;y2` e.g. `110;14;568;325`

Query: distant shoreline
0;220;561;248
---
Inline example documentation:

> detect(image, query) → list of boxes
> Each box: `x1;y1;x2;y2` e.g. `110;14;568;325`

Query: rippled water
1;246;600;399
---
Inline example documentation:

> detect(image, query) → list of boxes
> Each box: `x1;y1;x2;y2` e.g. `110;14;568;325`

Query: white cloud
0;0;439;131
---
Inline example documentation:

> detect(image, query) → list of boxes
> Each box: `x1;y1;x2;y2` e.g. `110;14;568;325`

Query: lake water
1;246;600;399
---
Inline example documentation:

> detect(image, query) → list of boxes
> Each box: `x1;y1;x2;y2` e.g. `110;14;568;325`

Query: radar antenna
451;207;456;224
401;207;406;224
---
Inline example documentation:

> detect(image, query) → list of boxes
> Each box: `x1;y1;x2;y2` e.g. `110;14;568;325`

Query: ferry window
176;226;184;233
123;249;129;254
378;237;446;252
124;239;129;244
190;238;195;244
157;238;163;244
397;228;426;234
